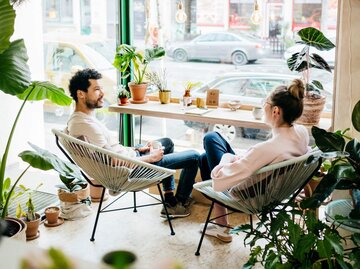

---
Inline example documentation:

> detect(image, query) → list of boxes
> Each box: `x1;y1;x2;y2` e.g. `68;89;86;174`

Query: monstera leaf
297;27;336;51
17;81;72;106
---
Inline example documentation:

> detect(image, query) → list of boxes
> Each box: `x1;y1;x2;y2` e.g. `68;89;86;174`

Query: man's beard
86;98;103;109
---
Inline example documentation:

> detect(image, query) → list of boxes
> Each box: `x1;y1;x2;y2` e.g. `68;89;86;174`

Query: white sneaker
199;223;233;243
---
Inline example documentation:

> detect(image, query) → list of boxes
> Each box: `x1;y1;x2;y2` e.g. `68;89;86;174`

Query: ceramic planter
297;96;326;125
45;206;60;224
3;217;27;241
159;91;171;104
128;82;147;102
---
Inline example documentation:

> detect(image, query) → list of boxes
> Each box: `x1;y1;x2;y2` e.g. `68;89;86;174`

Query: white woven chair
194;151;322;255
52;129;176;241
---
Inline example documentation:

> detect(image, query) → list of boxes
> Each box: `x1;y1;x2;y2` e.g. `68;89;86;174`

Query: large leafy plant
0;0;72;218
287;27;335;97
302;100;360;219
232;205;360;268
113;44;165;84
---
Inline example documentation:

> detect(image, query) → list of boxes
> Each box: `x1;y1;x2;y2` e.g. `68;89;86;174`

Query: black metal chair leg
133;191;137;212
90;187;106;242
250;214;253;232
157;184;175;235
195;201;215;256
139;115;142;144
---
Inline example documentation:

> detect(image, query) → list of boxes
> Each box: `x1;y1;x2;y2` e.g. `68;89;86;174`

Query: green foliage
234;204;359;268
117;88;130;99
19;143;86;192
113;44;165;84
286;27;335;96
0;0;72;219
15;183;42;221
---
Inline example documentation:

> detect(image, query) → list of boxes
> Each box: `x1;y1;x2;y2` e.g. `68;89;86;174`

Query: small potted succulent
113;44;165;103
117;86;130;105
16;187;41;240
45;206;60;225
146;69;171;104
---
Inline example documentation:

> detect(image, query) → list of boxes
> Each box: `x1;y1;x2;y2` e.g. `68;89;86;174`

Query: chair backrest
52;129;175;193
194;151;321;214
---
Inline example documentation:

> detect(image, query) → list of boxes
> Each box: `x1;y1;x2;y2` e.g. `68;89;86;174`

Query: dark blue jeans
199;132;235;181
140;138;200;203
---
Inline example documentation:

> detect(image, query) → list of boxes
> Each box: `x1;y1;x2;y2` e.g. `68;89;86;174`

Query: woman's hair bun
288;79;305;100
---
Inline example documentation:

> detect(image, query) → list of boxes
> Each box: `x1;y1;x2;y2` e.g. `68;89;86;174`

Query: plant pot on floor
45;206;60;225
128;82;147;103
90;179;108;202
296;96;326;125
159;91;171;104
24;213;41;240
3;217;27;241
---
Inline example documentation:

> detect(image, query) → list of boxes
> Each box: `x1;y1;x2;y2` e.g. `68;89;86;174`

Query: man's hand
148;148;164;162
136;146;150;153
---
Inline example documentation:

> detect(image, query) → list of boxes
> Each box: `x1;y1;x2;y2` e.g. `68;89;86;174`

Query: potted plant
0;0;72;237
16;188;41;240
146;69;171;104
113;44;165;103
44;206;60;225
117;86;130;105
182;81;201;108
287;27;335;125
19;143;92;219
301;99;360;219
232;204;360;268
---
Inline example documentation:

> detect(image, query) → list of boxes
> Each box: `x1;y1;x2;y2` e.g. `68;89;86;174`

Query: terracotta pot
118;97;128;105
159;91;171;104
45;206;60;224
128;82;147;102
58;184;90;203
25;213;41;239
297;95;326;126
89;179;108;202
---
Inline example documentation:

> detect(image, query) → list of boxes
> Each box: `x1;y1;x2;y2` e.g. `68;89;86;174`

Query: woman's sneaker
160;202;191;218
199;223;233;243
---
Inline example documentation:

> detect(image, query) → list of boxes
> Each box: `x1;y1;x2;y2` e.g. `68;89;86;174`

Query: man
67;68;199;218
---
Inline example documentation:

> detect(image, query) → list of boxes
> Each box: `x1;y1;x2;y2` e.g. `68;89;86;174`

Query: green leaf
312;126;346;152
324;231;343;255
352;233;360;246
298;27;336;51
0;0;15;54
3;178;11;191
316;239;332;260
16;81;72;106
345;139;360;173
144;46;165;62
264;250;280;269
294;234;316;261
311;80;324;91
0;39;30;95
352;100;360;132
310;53;332;73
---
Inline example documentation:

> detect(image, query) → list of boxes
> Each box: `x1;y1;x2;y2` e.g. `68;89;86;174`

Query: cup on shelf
252;106;264;120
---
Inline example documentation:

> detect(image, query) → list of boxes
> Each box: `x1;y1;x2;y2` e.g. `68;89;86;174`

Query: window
45;0;73;24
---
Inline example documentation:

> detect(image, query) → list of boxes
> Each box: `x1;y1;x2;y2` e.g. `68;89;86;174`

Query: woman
198;79;309;242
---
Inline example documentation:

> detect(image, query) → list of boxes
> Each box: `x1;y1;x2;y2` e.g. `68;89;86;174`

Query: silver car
167;32;270;65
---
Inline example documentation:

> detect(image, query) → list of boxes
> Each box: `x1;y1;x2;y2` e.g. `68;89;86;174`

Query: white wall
0;1;45;166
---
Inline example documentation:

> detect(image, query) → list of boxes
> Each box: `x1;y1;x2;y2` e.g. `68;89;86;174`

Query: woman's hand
148;147;164;162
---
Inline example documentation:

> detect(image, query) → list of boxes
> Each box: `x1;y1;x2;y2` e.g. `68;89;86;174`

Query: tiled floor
8;168;255;269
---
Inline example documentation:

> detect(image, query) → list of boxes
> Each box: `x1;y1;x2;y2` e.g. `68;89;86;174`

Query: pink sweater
211;124;310;192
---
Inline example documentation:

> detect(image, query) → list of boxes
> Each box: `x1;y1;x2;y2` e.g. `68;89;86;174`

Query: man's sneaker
182;197;196;208
160;203;191;218
199;223;233;243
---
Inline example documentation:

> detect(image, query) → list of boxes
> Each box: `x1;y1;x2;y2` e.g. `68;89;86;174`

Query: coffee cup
252;107;263;120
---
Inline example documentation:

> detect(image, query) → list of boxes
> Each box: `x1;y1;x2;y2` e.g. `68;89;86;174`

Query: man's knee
203;131;220;146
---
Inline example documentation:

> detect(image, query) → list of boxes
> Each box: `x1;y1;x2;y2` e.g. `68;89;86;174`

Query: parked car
185;72;332;142
166;32;270;65
283;36;336;68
